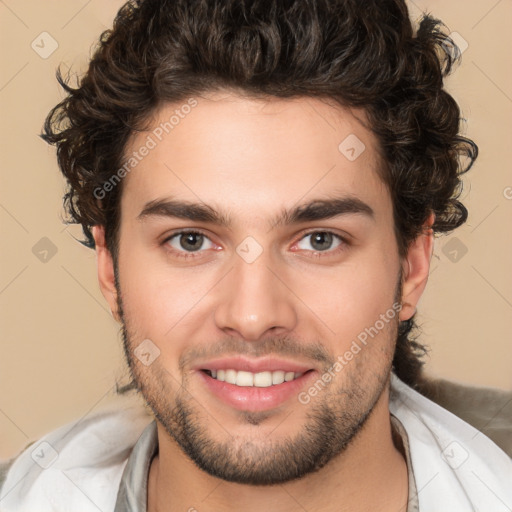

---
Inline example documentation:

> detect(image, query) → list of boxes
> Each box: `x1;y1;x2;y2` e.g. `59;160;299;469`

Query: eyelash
161;229;350;260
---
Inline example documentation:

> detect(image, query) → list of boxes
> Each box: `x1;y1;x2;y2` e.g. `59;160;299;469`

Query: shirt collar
391;414;419;512
114;419;158;512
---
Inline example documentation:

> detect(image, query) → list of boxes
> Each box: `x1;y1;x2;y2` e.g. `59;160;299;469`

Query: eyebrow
137;195;375;229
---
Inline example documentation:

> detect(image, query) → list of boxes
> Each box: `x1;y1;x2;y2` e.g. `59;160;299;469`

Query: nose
213;249;298;341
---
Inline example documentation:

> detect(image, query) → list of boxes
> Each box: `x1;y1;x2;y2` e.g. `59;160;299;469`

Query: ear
399;212;435;322
92;225;121;323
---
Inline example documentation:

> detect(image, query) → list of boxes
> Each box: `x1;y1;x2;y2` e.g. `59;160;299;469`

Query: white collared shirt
1;373;511;511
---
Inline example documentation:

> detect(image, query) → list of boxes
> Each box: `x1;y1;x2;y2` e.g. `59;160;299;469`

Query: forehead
119;91;390;225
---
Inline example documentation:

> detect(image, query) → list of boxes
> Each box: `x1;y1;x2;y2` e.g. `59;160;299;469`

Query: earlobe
399;213;435;322
92;225;120;323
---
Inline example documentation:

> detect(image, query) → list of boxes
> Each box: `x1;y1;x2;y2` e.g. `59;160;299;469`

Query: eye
294;231;346;255
163;230;216;258
161;229;349;260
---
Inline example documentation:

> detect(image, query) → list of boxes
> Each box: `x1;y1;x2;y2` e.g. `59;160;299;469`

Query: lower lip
197;370;316;412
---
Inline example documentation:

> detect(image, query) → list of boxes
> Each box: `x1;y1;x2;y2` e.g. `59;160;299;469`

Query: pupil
312;232;332;251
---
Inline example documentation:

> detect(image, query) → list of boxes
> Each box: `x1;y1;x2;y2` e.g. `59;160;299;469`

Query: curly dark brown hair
41;0;477;394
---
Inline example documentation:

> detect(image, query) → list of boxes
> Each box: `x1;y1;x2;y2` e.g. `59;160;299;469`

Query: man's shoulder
0;392;153;512
420;376;512;457
390;374;512;510
0;456;17;493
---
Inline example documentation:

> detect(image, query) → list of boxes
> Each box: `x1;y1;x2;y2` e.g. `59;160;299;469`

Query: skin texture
93;91;433;511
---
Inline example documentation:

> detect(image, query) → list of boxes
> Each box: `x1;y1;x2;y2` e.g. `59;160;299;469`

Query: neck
148;384;408;512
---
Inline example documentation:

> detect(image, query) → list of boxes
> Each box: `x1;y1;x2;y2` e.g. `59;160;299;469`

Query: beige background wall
1;0;511;460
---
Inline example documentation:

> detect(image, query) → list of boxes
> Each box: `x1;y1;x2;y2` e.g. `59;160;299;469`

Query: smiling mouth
201;368;314;388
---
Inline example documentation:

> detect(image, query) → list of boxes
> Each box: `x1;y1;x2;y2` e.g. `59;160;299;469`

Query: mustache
178;334;334;372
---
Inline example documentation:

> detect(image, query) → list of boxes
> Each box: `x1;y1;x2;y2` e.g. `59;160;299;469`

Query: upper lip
193;356;315;374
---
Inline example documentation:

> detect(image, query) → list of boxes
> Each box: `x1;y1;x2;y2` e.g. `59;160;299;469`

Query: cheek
117;240;221;354
293;250;399;351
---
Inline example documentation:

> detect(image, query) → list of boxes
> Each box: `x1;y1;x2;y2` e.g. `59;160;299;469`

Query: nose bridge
213;246;297;340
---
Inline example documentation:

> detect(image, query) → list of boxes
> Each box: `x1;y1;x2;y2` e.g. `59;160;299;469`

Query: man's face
109;92;406;484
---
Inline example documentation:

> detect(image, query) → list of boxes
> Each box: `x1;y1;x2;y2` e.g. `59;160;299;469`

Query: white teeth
272;370;285;385
253;371;272;387
225;369;237;385
208;369;304;387
236;371;254;386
